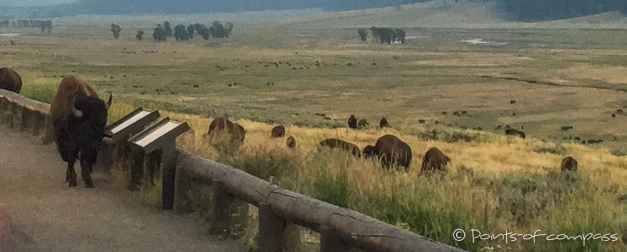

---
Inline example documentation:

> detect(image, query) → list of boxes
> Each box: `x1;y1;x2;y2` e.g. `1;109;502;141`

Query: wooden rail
0;89;467;252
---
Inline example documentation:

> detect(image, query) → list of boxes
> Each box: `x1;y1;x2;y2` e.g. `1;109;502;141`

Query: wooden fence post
8;101;19;128
20;107;33;132
257;203;287;252
173;161;193;214
320;224;352;252
210;179;235;236
129;145;145;191
161;141;177;210
42;114;55;145
32;110;46;137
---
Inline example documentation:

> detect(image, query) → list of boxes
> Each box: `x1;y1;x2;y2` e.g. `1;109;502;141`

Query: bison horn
105;90;112;110
71;107;83;117
101;136;115;146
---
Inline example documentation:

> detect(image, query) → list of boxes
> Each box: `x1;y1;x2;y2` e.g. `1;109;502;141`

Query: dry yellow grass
4;5;627;250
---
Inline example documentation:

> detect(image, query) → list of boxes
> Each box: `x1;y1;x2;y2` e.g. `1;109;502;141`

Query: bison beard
51;75;111;188
0;67;23;93
420;147;450;176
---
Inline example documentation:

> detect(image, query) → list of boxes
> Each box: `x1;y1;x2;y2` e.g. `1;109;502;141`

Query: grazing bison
110;24;121;39
136;30;145;40
348;114;357;129
318;138;361;158
420;147;451;176
379;117;390;128
270;125;286;138
286;135;296;148
505;128;526;139
358;119;369;128
394;29;406;44
363;135;412;171
50;75;112;188
560;156;578;172
0;67;23;93
206;115;246;144
357;28;368;41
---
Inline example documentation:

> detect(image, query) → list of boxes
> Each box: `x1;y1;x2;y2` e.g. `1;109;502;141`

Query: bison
357;119;369;128
318;138;361;158
50;75;113;188
560;156;578;172
420;147;451;176
505;128;526;139
0;67;23;93
348;114;357;129
363;135;412;171
270;125;286;138
206;115;246;144
379;117;390;128
286;135;296;148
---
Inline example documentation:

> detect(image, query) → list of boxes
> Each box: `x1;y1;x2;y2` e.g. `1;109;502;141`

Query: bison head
70;92;112;147
362;145;380;159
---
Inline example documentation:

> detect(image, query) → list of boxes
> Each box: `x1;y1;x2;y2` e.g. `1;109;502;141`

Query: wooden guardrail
0;89;467;252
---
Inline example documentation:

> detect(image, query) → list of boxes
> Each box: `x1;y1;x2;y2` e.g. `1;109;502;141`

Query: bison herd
358;26;406;44
113;20;233;42
0;67;598;188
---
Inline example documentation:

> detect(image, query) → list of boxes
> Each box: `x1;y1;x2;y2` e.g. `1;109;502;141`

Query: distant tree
110;24;121;39
357;28;368;41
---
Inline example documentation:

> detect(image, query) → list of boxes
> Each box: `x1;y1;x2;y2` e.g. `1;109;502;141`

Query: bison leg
79;148;98;188
66;161;78;187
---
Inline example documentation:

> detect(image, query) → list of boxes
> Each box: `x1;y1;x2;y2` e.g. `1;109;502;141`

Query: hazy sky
0;0;77;7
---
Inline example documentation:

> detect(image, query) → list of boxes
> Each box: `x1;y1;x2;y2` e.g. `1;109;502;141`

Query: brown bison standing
357;119;369;128
318;138;361;158
206;115;246;144
0;67;23;93
379;117;390;128
270;125;286;138
286;135;296;148
363;135;412;171
560;156;578;172
505;128;526;139
420;147;451;176
50;75;112;188
348;114;357;129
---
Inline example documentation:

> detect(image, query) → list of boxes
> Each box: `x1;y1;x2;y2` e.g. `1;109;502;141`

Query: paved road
0;126;250;252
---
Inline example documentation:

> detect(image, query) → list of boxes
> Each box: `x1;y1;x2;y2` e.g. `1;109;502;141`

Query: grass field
2;1;627;251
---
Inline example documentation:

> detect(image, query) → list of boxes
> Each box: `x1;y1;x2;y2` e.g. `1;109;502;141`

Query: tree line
33;0;627;22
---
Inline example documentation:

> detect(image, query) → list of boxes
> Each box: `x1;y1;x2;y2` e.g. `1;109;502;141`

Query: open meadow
2;2;627;251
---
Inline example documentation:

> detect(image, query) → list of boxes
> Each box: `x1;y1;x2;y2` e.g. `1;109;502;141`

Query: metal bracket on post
97;107;161;174
128;116;190;210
